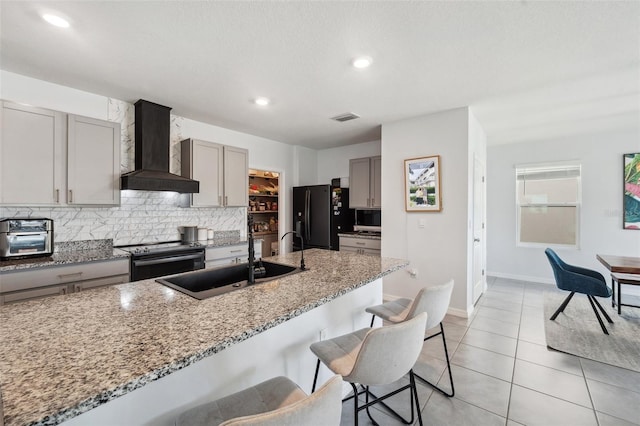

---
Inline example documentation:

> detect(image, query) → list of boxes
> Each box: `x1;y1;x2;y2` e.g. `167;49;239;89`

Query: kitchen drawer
1;258;129;293
205;243;261;260
0;284;70;305
205;243;247;261
339;237;381;250
205;257;244;269
72;274;130;292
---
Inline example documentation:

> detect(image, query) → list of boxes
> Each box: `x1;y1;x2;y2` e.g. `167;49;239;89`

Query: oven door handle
133;253;203;267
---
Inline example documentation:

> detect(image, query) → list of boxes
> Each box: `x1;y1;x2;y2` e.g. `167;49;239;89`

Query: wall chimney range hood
120;100;200;193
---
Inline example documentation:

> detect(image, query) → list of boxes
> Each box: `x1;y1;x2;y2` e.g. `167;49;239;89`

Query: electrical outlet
319;328;327;341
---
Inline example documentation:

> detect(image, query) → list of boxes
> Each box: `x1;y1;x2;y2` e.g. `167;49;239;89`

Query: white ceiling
1;1;638;149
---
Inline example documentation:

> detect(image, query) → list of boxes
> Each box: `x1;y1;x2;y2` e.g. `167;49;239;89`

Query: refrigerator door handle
305;189;311;241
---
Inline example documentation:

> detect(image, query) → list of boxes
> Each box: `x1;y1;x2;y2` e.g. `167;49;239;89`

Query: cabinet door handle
356;242;365;245
58;272;83;279
225;195;228;206
68;190;73;203
74;284;81;292
230;249;243;253
55;189;60;203
60;287;68;295
371;198;375;206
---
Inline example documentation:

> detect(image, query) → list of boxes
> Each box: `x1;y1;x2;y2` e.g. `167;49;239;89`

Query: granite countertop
0;237;250;273
0;249;408;426
0;240;130;273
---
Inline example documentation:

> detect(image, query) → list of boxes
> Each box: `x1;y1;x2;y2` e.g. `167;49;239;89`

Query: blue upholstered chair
545;248;613;334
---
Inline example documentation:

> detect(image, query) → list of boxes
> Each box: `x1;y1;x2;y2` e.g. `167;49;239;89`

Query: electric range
117;241;206;282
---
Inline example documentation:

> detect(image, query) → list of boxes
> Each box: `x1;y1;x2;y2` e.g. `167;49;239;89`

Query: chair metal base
414;322;455;397
313;361;423;426
550;291;613;335
342;371;423;426
371;315;455;398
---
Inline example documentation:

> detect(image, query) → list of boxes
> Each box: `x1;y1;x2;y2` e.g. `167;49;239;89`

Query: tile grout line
503;282;526;424
578;357;601;426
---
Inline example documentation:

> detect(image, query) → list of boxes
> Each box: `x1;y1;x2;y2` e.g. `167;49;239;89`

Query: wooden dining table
597;254;640;313
596;254;640;274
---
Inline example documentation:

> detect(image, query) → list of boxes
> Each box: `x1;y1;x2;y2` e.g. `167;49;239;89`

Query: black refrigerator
292;184;352;251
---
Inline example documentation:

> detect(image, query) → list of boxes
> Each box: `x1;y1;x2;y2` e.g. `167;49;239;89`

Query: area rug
543;291;640;373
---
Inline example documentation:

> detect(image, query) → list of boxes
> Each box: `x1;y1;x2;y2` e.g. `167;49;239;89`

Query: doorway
248;169;280;257
472;155;486;305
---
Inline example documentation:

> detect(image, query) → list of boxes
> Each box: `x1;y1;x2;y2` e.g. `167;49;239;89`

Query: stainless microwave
353;209;381;232
0;218;54;260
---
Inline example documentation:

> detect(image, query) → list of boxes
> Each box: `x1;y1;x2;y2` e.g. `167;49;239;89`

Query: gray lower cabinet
0;258;130;305
339;236;381;256
205;242;262;269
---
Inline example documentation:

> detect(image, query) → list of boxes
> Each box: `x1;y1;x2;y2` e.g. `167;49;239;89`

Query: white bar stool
310;313;428;426
365;279;455;397
175;375;342;426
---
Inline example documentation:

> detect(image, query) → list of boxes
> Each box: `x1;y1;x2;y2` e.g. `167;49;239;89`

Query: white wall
487;130;640;282
381;107;474;315
1;71;316;247
316;140;381;185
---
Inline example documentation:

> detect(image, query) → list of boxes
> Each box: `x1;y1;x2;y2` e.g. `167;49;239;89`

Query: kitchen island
0;249;407;425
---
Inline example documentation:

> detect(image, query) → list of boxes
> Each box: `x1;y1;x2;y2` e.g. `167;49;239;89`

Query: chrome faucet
281;231;306;270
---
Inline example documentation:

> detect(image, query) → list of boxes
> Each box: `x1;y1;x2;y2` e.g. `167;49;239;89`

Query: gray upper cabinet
181;139;248;207
1;102;65;205
1;101;121;206
182;138;224;207
67;114;120;205
349;156;382;209
223;145;249;207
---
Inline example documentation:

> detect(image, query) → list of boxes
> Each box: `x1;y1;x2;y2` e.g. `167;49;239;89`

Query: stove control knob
144;247;150;253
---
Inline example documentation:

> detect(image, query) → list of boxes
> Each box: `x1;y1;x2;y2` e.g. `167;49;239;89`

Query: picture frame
404;155;441;212
624;152;640;230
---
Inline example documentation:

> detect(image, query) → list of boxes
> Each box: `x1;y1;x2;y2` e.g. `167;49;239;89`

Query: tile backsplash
0;98;245;245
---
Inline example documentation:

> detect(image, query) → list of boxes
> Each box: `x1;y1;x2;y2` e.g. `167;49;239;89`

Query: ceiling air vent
331;112;360;122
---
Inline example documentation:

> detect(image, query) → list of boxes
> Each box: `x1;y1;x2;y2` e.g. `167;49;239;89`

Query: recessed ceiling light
254;97;270;106
42;13;70;28
352;56;373;69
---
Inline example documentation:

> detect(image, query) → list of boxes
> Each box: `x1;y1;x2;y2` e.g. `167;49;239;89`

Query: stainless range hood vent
331;112;360;122
120;100;199;193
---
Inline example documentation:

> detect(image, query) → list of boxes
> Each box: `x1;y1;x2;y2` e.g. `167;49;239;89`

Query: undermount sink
156;260;303;300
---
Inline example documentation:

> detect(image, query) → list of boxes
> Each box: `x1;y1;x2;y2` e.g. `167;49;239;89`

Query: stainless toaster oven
0;218;54;260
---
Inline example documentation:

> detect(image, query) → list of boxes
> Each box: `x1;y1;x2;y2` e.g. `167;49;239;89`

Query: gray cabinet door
67;114;121;205
349;157;371;208
223;145;248;206
370;156;382;208
1;102;64;205
182;139;224;207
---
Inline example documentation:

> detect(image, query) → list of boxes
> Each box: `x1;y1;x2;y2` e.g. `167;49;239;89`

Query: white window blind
516;163;581;247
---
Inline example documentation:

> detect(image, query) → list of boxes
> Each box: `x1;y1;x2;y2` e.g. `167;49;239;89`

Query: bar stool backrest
405;279;454;330
347;313;428;386
220;375;343;426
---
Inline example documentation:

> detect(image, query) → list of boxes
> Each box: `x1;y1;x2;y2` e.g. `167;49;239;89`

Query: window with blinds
516;163;581;247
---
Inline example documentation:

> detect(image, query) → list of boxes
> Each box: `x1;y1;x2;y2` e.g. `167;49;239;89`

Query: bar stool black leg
311;359;320;393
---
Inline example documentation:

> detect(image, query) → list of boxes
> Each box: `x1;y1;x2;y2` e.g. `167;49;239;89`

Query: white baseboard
448;306;471;318
488;272;640;296
487;271;555;285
